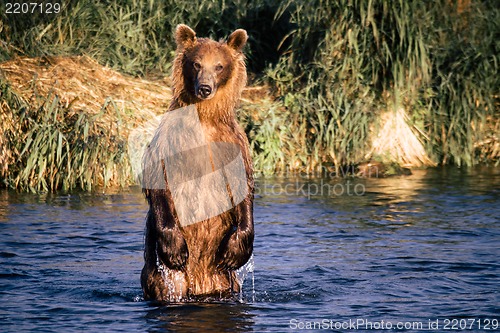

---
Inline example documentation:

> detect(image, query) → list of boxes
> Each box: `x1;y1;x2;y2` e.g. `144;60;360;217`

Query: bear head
173;24;248;102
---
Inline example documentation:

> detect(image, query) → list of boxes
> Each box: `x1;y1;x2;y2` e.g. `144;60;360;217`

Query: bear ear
175;24;196;49
227;29;248;52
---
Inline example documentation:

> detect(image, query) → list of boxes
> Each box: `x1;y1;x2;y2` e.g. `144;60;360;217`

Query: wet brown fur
141;25;254;302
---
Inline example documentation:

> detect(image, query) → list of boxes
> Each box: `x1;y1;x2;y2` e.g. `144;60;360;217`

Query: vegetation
0;77;130;192
0;56;170;191
256;0;498;171
0;0;498;191
0;0;286;74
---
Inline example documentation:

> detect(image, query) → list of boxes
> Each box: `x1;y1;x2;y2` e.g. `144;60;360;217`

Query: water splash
156;248;184;302
236;254;255;303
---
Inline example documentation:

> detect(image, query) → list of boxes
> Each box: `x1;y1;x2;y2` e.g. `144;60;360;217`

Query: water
1;167;499;332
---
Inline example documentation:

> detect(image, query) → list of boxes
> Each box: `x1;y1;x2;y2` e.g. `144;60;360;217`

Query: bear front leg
146;189;189;270
215;195;254;271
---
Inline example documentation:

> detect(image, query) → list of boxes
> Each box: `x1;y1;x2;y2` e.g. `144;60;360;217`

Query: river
1;166;498;332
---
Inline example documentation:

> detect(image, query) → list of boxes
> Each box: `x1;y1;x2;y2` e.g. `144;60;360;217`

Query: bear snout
197;84;213;99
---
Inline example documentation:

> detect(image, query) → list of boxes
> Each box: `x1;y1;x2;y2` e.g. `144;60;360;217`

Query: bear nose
198;85;212;98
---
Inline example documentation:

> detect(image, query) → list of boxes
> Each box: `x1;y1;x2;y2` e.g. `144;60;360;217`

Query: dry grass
0;55;171;121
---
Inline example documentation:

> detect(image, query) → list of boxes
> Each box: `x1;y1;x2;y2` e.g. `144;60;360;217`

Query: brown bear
141;24;254;302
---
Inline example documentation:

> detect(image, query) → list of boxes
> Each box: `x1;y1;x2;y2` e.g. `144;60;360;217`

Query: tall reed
265;0;498;170
0;0;285;74
424;1;498;166
0;80;130;191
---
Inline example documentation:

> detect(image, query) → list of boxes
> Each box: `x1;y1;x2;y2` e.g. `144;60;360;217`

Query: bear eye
215;64;224;72
193;62;201;70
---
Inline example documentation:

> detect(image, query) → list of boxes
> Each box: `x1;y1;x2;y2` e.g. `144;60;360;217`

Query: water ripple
1;167;499;332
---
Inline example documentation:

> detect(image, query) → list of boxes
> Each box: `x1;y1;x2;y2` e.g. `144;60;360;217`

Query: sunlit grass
0;0;498;191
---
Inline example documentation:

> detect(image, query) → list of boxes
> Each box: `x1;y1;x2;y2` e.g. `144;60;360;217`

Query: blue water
1;167;499;332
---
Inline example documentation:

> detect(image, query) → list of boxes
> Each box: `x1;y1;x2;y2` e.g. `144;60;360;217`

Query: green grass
0;0;286;74
0;0;498;191
264;0;498;169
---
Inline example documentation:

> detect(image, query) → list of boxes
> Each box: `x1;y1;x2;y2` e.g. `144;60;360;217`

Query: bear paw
156;228;189;271
215;226;253;271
